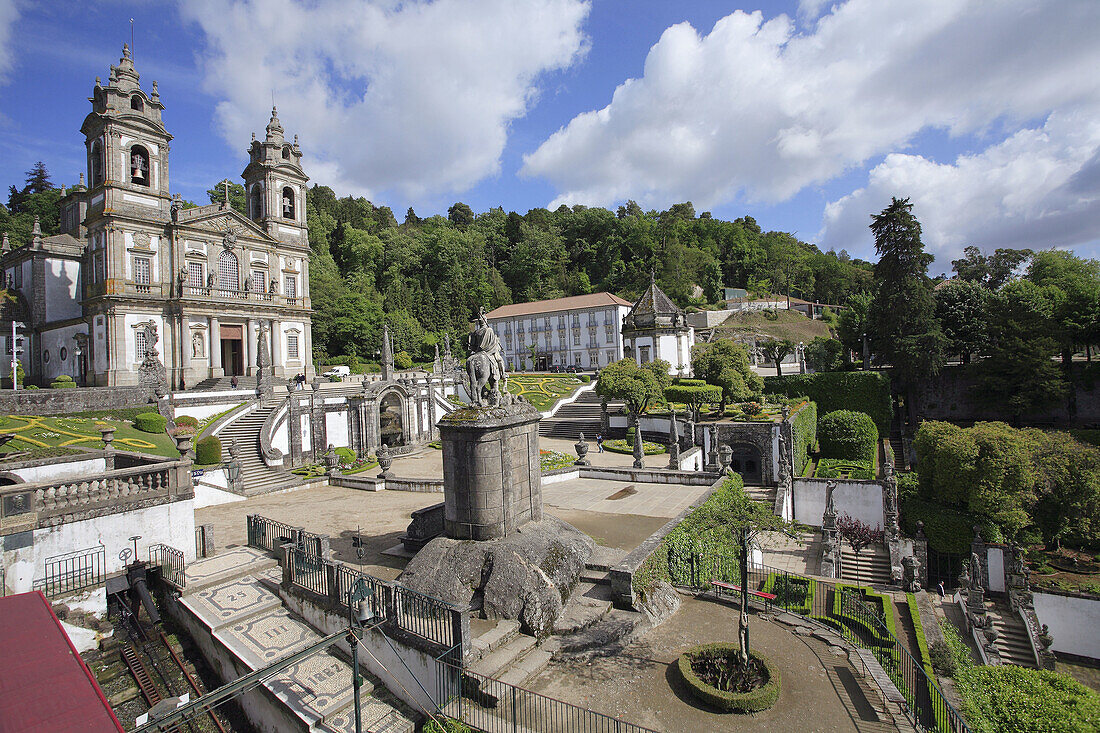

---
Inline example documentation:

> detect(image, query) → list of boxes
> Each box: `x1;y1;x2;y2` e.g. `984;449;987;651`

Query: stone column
303;322;315;378
177;317;190;387
246;319;256;374
209;316;223;377
271;319;283;376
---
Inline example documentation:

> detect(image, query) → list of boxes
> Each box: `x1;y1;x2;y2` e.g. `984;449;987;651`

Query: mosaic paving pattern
185;546;276;590
215;607;321;669
183;576;281;630
264;651;359;723
321;699;414;733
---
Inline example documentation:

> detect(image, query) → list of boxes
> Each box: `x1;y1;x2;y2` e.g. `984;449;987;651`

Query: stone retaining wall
0;386;158;416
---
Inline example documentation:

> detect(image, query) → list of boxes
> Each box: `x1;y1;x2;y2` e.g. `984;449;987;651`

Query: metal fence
287;547;462;651
667;547;969;733
149;544;186;589
435;659;658;733
246;514;326;555
37;545;106;598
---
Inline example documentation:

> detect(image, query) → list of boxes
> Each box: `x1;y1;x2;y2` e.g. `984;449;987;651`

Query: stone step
469;634;538;680
497;648;552;688
579;568;610;585
586;546;627;572
553;583;613;635
471;619;521;660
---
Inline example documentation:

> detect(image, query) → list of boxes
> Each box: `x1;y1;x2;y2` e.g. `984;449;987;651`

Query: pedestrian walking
596;433;604;453
938;581;945;598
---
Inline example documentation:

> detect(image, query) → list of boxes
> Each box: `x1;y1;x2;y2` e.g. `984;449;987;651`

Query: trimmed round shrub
578;374;591;383
49;375;77;389
394;350;413;369
818;409;878;461
174;415;199;429
195;435;222;465
676;644;780;713
133;412;168;433
335;446;356;463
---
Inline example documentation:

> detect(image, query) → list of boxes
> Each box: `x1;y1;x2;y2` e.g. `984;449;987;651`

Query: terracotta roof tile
485;292;632;319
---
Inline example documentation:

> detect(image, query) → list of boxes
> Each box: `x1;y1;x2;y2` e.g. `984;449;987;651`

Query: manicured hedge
676;645;780;713
818;409;878;461
790;400;817;476
955;665;1100;733
765;371;891;434
50;375;76;389
196;435;222;465
133;412;167;433
762;573;815;615
335;446;356;462
174;415;199;429
815;458;875;480
674;378;707;387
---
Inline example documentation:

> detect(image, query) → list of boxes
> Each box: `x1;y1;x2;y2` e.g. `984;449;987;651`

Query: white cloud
520;0;1100;241
0;0;19;84
820;106;1100;268
179;0;589;202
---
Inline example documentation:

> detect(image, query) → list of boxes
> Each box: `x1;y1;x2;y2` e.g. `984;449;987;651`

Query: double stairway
215;402;305;496
983;600;1037;667
840;545;893;587
538;390;620;440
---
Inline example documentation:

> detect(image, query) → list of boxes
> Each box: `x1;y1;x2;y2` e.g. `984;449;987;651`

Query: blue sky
1;0;1098;274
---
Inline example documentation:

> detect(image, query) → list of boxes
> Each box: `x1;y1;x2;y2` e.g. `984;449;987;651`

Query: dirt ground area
528;595;899;733
547;508;666;551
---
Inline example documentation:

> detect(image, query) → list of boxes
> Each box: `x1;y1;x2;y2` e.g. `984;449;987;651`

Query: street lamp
346;577;376;733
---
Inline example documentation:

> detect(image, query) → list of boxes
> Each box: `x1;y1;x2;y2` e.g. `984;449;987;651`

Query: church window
249;185;263;220
132;256;150;292
282;146;291;160
250;270;265;293
281;187;295;219
218;250;239;291
287;334;299;360
130;94;144;112
90;141;104;186
187;262;203;288
135;329;146;362
130;145;150;186
95;253;105;282
284;275;296;298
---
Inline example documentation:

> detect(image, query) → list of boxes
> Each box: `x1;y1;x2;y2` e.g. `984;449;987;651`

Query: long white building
485;293;632;372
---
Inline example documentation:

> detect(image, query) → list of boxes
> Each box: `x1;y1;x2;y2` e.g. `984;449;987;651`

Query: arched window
250;185;263;220
282;146;291;160
130;145;150;186
281;186;295;219
90;141;104;186
130;94;144;112
218;250;239;291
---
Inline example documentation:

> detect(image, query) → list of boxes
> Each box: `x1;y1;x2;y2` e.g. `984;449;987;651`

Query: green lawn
507;375;587;411
0;413;179;459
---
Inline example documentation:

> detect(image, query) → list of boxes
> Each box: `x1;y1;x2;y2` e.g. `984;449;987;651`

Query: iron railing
435;659;658;733
286;547;462;651
246;514;325;555
663;546;969;733
37;544;106;598
149;544;186;589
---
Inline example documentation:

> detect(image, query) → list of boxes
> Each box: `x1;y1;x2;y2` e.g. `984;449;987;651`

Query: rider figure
471;307;507;380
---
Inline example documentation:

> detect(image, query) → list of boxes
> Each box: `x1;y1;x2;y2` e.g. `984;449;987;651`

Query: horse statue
465;307;509;406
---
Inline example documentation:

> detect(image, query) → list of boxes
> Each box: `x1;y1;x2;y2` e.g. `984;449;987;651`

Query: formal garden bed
1025;546;1100;595
604;438;666;455
290;447;379;478
676;643;780;713
813;458;875;480
506;374;589;411
0;413;179;458
539;449;574;471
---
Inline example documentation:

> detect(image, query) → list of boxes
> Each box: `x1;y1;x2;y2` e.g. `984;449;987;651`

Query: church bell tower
241;107;309;247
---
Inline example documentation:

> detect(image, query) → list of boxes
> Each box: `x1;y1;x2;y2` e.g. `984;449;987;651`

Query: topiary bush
335;446;356;463
133;412;167;433
818;410;878;461
49;375;76;388
676;644;780;712
765;371;891;434
195;435;222;465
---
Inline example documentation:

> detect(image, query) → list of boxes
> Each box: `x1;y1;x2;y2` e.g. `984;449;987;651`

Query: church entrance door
220;324;244;377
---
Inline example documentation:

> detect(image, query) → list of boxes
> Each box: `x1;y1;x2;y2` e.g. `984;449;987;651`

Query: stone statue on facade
244;273;254;293
207;272;216;290
465;306;509;406
970;551;983;591
902;554;922;592
137;321;168;394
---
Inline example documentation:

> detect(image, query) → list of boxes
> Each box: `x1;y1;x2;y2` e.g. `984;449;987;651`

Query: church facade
1;45;315;388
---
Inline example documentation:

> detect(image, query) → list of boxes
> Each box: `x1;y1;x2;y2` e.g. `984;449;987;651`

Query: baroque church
1;45;315;388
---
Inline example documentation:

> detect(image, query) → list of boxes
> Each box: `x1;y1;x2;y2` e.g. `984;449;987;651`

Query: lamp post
346;577;376;733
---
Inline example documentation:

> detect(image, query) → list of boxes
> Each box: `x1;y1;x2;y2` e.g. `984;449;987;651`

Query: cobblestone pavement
529;595;901;733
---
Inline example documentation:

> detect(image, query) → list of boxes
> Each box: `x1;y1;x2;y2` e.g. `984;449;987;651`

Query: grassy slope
715;309;832;343
0;413;179;458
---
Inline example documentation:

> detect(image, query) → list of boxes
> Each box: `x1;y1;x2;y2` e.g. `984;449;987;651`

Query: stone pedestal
439;402;542;541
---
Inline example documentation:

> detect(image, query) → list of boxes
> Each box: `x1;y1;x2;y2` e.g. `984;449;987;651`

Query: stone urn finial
632;424;645;469
174;432;193;458
100;426;116;449
718;443;733;474
574;432;590;467
376;444;393;478
323;444;340;476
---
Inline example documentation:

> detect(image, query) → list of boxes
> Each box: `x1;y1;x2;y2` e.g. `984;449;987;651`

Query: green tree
1026;250;1100;367
867;197;945;388
690;340;763;412
702;258;724;304
836;291;872;367
595;358;663;418
447;202;474;228
643;358;673;393
974;279;1067;424
760;338;796;377
22;161;52;195
663;383;723;421
1031;431;1100;549
804;337;844;373
934;278;989;363
951;245;1032;289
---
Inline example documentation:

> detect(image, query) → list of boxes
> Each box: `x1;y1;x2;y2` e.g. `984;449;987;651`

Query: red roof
485;292;632;319
0;591;125;733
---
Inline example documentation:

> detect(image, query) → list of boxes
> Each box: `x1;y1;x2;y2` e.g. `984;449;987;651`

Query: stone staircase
216;402;305;496
193;375;262;391
177;547;415;732
745;483;777;506
984;600;1037;667
841;544;893;587
538;391;620;440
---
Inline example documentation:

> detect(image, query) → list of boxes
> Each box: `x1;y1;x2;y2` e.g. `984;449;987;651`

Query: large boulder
398;516;595;637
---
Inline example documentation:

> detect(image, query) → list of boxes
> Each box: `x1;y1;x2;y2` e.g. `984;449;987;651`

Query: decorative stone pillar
271;319;283;375
600;396;610;435
913;520;929;588
246;319;257;372
667;408;680;470
209;316;222;377
439;402;542;541
101;426;115;471
632;422;644;469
